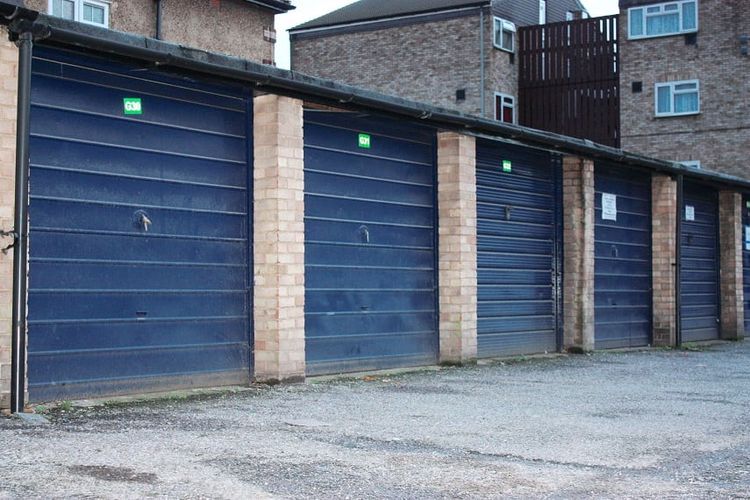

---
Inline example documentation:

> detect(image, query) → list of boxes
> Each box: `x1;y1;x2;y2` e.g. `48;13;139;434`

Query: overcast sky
275;0;619;69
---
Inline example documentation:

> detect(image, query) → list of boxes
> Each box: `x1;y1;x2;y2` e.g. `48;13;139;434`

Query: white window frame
493;17;516;53
48;0;110;28
655;80;700;117
628;0;698;40
494;92;516;124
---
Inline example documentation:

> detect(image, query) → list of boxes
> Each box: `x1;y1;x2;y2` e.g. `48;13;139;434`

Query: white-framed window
49;0;110;28
628;1;697;39
493;17;516;52
655;80;700;117
494;93;516;124
539;0;547;24
681;160;701;168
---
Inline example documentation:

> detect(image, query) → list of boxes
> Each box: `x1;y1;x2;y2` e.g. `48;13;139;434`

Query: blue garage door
304;111;437;375
594;164;652;349
476;140;562;357
27;47;252;401
680;182;720;342
744;197;750;336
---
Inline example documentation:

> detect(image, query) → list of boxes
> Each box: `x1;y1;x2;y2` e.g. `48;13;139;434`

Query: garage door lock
133;210;152;232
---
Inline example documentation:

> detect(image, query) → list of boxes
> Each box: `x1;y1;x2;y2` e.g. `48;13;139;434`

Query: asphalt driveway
1;342;749;499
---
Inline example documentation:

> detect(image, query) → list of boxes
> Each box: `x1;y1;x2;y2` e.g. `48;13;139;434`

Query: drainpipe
154;0;162;40
10;29;32;414
479;7;486;117
675;174;683;348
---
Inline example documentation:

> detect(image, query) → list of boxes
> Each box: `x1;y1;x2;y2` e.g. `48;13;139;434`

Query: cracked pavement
1;342;749;499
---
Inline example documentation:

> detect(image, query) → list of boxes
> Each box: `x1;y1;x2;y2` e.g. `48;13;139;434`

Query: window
493;17;516;52
49;0;109;27
655;80;700;117
681;160;701;169
495;93;516;124
539;0;547;24
629;1;697;39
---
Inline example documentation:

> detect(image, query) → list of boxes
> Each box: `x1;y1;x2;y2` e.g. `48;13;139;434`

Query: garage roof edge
2;6;749;192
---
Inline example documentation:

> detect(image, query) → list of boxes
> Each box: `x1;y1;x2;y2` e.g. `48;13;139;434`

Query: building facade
290;0;587;121
25;0;293;63
0;1;748;412
619;0;750;178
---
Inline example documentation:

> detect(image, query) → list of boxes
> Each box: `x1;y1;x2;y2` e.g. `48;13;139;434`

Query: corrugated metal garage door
27;47;252;401
594;164;652;349
476;140;561;357
744;197;750;336
304;111;438;374
680;182;720;342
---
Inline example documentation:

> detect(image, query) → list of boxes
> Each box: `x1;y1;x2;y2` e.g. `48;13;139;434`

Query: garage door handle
359;225;370;243
134;210;152;232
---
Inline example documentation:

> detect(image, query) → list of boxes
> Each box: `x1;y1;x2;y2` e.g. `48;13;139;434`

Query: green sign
123;97;143;115
358;133;371;149
502;160;512;173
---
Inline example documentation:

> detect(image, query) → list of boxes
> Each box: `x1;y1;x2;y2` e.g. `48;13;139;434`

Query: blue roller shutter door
27;47;252;401
594;164;652;349
744;197;750;336
304;111;438;374
680;183;720;342
476;140;562;357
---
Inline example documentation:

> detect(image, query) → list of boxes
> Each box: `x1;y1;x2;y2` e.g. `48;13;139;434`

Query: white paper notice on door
685;205;695;221
602;193;617;221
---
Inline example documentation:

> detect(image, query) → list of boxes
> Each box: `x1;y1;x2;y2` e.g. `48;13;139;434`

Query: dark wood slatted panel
518;15;620;148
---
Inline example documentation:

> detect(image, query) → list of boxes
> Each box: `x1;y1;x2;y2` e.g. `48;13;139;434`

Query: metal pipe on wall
675;174;683;348
155;0;162;40
479;7;485;117
10;29;33;414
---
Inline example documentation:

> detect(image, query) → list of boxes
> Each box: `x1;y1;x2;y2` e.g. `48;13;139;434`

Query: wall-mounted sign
502;160;512;173
123;97;143;115
602;193;617;221
358;133;371;149
685;205;695;221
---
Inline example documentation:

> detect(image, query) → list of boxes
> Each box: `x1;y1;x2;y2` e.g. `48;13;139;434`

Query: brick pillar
562;156;595;352
252;94;306;383
719;190;744;341
0;40;18;410
437;132;477;364
651;174;677;347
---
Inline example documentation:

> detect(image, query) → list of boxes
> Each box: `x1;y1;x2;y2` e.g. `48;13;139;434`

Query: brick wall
719;190;744;340
619;0;750;178
437;132;477;364
25;0;275;62
0;38;17;410
651;174;677;347
291;13;488;118
562;156;595;351
485;21;519;120
253;94;306;383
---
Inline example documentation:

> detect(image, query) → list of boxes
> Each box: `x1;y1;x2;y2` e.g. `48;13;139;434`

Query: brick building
619;0;750;178
26;0;294;63
290;0;587;121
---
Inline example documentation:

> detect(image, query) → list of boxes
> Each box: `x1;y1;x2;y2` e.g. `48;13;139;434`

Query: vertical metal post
675;174;683;348
10;30;32;414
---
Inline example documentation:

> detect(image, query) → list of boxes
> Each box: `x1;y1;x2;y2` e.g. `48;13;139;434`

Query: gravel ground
1;342;750;499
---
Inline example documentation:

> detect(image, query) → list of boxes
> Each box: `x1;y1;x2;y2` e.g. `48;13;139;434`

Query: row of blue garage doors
26;46;724;402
